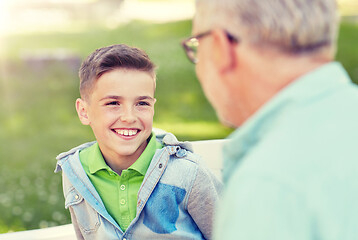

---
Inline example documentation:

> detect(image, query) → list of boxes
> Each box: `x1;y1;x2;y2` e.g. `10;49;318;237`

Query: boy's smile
76;68;156;173
113;128;139;137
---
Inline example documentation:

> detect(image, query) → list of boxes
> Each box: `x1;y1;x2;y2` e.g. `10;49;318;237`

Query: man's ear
75;98;90;125
210;28;237;74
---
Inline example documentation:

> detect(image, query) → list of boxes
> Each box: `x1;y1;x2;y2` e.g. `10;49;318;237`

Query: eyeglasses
181;30;239;64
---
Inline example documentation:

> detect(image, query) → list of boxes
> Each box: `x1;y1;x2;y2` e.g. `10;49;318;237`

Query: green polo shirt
79;133;163;231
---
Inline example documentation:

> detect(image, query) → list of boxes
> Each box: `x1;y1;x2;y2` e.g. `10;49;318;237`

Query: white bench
0;139;226;240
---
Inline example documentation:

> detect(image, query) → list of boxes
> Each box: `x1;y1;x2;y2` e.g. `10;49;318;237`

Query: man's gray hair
196;0;339;54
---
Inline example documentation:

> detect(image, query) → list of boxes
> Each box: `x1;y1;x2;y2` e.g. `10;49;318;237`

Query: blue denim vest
55;132;221;240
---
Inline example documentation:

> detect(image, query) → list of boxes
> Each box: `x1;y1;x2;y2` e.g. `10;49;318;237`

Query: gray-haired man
182;0;358;239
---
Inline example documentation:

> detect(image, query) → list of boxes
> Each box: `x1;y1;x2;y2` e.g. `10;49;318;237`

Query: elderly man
182;0;358;239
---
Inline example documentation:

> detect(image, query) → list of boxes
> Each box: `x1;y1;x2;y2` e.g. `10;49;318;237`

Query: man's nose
119;106;136;123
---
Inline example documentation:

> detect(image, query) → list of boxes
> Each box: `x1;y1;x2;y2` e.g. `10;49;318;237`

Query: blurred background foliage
0;0;358;233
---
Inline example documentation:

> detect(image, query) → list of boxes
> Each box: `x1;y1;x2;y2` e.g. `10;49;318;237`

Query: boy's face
76;68;156;164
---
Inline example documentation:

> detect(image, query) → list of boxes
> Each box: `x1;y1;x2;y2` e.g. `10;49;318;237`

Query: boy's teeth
116;129;137;136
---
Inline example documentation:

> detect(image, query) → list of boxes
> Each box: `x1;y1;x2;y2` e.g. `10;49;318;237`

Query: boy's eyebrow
100;95;155;101
100;95;123;101
137;96;155;101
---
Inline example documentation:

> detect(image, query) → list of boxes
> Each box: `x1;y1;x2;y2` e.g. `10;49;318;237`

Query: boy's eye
106;101;120;106
137;101;150;106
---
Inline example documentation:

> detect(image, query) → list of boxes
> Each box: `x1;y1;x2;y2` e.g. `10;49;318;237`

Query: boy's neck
101;142;148;175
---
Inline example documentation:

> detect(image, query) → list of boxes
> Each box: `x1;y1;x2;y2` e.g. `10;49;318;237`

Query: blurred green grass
0;19;357;233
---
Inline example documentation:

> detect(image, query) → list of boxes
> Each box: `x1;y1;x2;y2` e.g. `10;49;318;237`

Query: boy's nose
119;107;136;123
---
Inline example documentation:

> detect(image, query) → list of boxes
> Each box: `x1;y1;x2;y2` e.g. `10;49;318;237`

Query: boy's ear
75;98;90;125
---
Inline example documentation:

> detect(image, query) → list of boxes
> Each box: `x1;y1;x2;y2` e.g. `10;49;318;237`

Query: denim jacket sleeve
187;161;223;240
69;207;85;240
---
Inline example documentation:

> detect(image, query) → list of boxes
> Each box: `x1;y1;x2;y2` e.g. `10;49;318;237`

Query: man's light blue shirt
215;62;358;240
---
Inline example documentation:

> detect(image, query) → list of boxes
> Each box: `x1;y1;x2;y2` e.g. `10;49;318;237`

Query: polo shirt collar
88;143;112;175
129;133;160;176
88;133;162;176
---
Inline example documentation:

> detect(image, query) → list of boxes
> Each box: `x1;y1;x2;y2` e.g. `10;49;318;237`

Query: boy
55;44;222;240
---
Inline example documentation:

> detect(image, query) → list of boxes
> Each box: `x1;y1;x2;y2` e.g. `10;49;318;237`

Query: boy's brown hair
79;44;156;100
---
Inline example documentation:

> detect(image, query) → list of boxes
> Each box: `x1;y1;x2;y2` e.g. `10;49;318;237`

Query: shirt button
120;185;126;191
120;199;126;205
75;195;79;200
